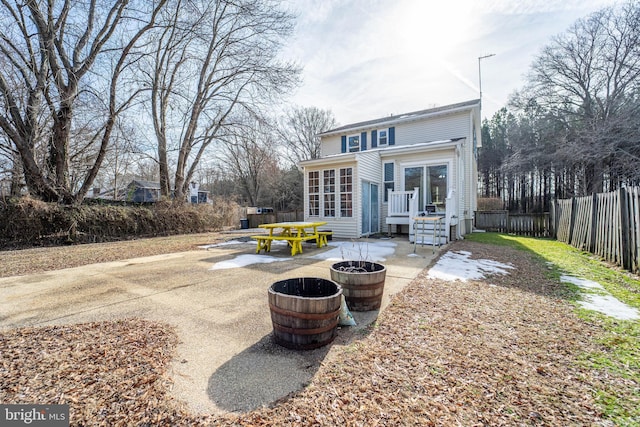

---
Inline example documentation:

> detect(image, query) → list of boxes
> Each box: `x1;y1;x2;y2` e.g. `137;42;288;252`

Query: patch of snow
206;240;397;270
309;241;396;262
560;275;639;320
560;275;604;291
427;250;513;282
580;294;640;320
210;254;292;270
200;240;289;250
199;240;248;249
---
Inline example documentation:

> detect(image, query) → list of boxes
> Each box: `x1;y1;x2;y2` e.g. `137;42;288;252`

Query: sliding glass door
361;181;379;235
404;166;424;209
403;164;448;211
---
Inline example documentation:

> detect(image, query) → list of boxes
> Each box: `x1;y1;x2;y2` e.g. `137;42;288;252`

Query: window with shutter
378;129;388;146
347;134;360;152
383;162;394;202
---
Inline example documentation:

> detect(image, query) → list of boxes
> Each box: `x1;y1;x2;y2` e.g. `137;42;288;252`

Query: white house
298;99;482;243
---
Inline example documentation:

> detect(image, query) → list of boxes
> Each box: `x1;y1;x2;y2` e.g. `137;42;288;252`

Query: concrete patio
0;232;442;415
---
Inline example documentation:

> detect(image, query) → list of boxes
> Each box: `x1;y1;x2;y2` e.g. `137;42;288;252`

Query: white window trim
339;167;353;218
308;170;320;217
399;160;453;208
383;161;395;203
323;169;336;217
347;134;360;152
378;128;388;146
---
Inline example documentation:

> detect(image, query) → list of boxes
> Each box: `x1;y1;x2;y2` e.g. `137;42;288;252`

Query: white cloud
280;0;620;124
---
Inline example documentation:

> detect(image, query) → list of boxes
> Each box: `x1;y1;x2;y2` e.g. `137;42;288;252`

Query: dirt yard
0;235;627;425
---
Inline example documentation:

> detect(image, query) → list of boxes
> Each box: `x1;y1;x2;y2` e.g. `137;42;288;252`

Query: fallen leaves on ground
0;232;229;278
0;239;629;426
225;241;611;426
0;319;206;426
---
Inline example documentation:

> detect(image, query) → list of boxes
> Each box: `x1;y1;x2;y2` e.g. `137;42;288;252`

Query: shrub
0;196;242;249
477;197;504;211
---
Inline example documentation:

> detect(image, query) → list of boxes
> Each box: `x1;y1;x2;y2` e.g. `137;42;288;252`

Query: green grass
465;232;640;425
466;233;640;308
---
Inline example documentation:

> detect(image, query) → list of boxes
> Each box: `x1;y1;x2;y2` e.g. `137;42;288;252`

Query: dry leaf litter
0;238;629;426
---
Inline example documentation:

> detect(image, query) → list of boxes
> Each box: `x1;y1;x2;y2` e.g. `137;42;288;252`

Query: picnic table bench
252;221;328;256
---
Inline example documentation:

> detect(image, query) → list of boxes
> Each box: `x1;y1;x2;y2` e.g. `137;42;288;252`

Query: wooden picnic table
252;221;329;256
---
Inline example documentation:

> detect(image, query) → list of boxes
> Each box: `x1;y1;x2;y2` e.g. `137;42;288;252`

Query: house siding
321;135;343;157
303;159;360;239
356;151;382;236
463;111;477;234
302;100;481;240
380;146;460;234
321;111;469;157
394;112;468;146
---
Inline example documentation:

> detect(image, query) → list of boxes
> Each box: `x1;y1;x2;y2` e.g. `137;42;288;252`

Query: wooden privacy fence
246;210;304;228
474;211;551;237
553;187;640;274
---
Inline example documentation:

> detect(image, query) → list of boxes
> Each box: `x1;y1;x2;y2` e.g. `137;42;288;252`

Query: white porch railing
386;187;458;244
387;188;418;216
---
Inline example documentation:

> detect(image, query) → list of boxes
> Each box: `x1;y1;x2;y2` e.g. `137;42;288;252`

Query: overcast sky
280;0;619;125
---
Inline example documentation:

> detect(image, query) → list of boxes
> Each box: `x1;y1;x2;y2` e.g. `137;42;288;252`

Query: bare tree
268;165;303;210
278;106;338;166
143;0;300;201
515;0;640;194
0;132;21;196
91;119;145;199
219;118;278;206
0;0;167;204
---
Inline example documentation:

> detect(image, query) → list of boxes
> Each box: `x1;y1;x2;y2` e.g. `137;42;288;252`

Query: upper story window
378;129;388;146
347;134;360;152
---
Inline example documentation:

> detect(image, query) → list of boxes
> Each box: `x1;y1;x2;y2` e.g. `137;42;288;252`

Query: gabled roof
318;99;480;137
129;179;160;189
299;137;465;167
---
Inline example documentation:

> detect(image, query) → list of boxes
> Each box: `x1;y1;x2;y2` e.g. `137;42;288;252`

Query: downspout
456;141;464;240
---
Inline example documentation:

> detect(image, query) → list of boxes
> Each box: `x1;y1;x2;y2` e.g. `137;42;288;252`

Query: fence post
550;200;557;238
505;210;510;234
568;197;577;244
588;193;598;252
620;187;631;270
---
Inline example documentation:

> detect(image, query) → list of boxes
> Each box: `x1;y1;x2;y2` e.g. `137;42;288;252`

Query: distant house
298;99;482;243
188;181;209;204
125;180;161;202
86;180;208;203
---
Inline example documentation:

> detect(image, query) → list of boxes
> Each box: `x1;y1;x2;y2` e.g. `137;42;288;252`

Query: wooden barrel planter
330;261;387;311
268;277;342;350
